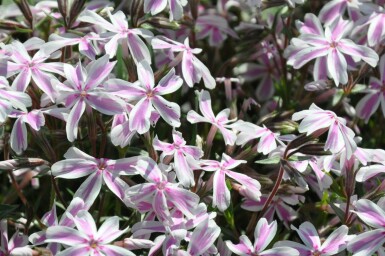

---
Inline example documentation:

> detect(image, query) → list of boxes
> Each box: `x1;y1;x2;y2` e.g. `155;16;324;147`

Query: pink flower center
98;158;108;171
330;41;338;48
156;181;167;190
146;90;154;98
80;90;87;97
89;240;98;249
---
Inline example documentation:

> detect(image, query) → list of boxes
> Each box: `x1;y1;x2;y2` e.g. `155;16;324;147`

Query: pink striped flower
276;222;349;255
8;109;45;155
78;9;153;62
45;210;135;256
200;153;261;212
355;3;385;47
153;130;203;187
41;32;102;60
196;15;238;47
54;55;125;142
348;198;385;256
105;61;183;134
125;158;200;224
29;197;87;255
0;77;31;123
0;219;33;256
51;147;143;207
233;120;281;155
226;218;299;256
292;103;357;159
356;54;385;122
6;39;66;101
318;0;362;24
285;16;378;86
152;36;216;89
144;0;188;20
187;90;239;146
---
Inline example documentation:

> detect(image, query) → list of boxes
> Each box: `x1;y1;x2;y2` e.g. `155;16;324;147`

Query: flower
45;210;135;256
292;103;357;159
105;60;183;134
276;222;349;255
285;16;378;85
233;120;281;155
41;32;102;60
242;194;303;229
51;147;143;207
78;9;153;62
0;219;33;256
347;198;385;255
125;158;200;224
8;109;45;155
196;15;238;47
187;90;239;146
0;77;31;123
29;197;87;255
6;38;66;101
153;130;203;187
152;36;216;89
356;54;385;122
54;55;125;142
226;218;299;256
200;153;261;211
318;0;362;24
144;0;188;21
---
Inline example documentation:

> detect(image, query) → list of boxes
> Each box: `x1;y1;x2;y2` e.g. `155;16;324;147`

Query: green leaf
329;202;345;223
255;155;280;164
116;45;128;80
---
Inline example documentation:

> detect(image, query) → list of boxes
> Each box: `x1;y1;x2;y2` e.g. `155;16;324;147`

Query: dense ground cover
1;0;385;255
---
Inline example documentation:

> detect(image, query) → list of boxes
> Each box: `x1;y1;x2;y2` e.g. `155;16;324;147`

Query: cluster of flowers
1;0;385;255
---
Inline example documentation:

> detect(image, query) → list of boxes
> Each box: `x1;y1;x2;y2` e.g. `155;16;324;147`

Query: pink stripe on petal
293;46;329;69
11;69;32;92
137;61;154;89
154;68;183;95
73;210;97;238
254;219;277;252
347;229;385;256
213;170;230;211
54;245;91;256
327;49;348;86
127;33;151;64
144;0;167;15
51;159;97;179
74;171;103;208
320;225;348;254
103;172;129;201
164;186;199;218
151;96;181;127
86;92;124;115
174;151;194;187
293;222;321;250
10;118;27;154
99;245;135;256
31;69;56;102
45;227;89;245
66;99;86;142
97;217;125;244
153;190;172;224
356;93;380;123
354;199;385;228
85;55;116;90
367;15;385;47
129;98;152;134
